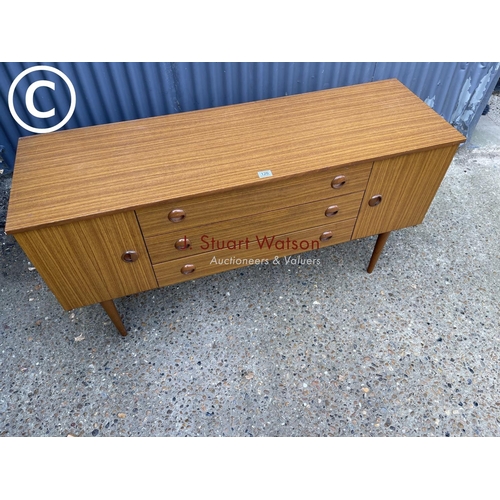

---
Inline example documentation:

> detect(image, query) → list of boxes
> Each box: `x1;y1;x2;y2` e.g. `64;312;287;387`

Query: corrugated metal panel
171;62;380;110
1;62;499;174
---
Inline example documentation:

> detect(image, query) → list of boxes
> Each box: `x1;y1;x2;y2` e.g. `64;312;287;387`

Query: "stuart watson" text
200;235;320;251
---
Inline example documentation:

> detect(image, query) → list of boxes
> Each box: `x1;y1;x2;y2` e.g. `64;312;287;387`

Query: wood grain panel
154;218;356;287
145;191;364;264
352;145;459;239
6;79;465;234
14;212;158;310
137;163;371;238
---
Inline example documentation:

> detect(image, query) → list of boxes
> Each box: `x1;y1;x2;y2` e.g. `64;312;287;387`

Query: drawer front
136;162;372;238
154;218;356;287
145;191;363;264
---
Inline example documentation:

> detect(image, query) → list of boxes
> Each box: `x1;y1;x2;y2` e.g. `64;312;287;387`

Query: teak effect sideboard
5;79;466;336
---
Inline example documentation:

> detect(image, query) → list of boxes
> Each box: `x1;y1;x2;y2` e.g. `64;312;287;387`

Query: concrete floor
1;96;499;437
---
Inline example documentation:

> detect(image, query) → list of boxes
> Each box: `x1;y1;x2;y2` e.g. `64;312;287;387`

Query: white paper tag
258;170;273;179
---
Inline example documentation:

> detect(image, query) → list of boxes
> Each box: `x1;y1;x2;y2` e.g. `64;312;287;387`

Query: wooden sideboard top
6;79;465;234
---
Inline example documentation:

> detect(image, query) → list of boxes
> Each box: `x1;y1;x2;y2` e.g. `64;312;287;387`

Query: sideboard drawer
136;162;372;238
153;218;356;287
145;190;364;264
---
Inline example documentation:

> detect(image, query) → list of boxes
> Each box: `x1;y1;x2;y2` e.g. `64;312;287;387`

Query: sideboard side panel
14;212;158;310
351;145;459;239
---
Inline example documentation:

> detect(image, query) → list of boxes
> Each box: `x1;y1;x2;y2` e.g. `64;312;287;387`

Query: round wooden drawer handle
325;205;339;217
181;264;196;275
320;231;333;242
368;194;383;207
122;250;139;263
174;237;191;250
331;175;346;189
168;209;186;222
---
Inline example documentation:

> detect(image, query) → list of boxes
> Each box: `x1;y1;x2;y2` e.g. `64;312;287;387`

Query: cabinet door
14;211;158;310
352;145;458;239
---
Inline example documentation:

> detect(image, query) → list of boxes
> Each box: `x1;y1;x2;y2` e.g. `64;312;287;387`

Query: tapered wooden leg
367;231;391;273
100;300;128;336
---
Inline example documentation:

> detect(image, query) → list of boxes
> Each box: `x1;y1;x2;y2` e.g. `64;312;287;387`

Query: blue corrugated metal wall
1;62;499;174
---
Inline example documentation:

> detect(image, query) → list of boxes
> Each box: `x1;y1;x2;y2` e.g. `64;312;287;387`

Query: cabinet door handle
325;205;339;217
175;237;191;250
331;175;346;189
368;194;383;207
122;250;139;263
320;231;333;241
181;264;196;275
168;209;186;222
